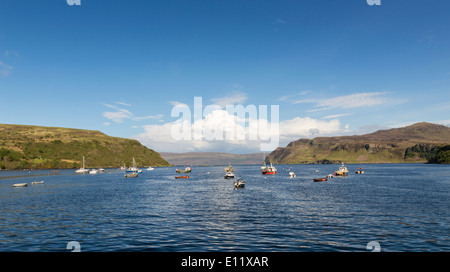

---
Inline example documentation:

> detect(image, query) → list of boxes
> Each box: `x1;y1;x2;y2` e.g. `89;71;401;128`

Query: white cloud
210;91;248;107
133;109;345;153
322;113;352;119
133;114;164;121
115;101;132;107
317;92;387;109
0;60;12;77
102;108;133;123
292;92;388;112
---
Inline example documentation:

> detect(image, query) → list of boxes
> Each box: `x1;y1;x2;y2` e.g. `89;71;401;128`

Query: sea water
0;164;448;252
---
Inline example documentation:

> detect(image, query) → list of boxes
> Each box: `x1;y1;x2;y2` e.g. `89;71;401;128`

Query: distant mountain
160;152;265;166
266;122;450;164
0;124;169;169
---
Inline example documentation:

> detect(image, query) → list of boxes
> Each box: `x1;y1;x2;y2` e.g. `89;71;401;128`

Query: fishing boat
13;183;28;187
313;177;327;182
261;162;277;175
176;167;192;173
334;162;349;176
75;156;89;174
224;162;234;173
355;167;364;174
175;175;189;179
289;171;296;178
126;158;142;173
234;179;245;188
224;172;235;179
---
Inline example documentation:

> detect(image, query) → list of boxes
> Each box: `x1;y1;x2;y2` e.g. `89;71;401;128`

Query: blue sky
1;0;449;153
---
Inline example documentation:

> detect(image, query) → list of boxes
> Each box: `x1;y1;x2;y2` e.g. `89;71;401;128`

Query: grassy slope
0;124;169;169
267;122;450;164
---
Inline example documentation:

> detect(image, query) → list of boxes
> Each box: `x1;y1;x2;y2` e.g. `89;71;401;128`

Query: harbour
0;163;448;252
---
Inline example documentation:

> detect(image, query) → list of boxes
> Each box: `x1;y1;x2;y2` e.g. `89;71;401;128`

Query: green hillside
266;122;450;164
0;124;169;169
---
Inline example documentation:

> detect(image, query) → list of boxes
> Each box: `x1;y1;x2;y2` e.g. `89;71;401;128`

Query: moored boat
175;175;189;179
313;177;327;182
261;162;277;175
176;167;192;173
75;156;89;174
13;183;28;187
224;162;234;173
234;179;245;188
126;158;142;173
224;172;235;179
124;172;139;178
355;167;364;174
289;171;296;178
334;162;349;176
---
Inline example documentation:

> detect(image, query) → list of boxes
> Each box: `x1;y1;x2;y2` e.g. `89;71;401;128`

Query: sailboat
126;157;142;173
75;156;89;174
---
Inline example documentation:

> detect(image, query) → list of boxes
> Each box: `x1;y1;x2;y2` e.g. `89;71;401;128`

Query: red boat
313;177;327;182
175;175;189;179
261;162;278;175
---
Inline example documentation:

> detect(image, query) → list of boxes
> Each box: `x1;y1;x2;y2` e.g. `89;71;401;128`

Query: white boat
146;167;154;171
124;171;139;178
224;172;235;179
234;179;245;188
126;158;142;173
334;162;349;176
75;156;89;174
89;169;98;174
289;171;296;178
98;168;105;173
13;183;28;187
31;181;44;185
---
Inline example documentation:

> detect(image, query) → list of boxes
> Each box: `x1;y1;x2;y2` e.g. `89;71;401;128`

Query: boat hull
262;171;277;175
313;178;327;182
176;170;191;173
175;175;189;179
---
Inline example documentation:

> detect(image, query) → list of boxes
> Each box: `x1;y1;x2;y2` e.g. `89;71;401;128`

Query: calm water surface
0;164;448;252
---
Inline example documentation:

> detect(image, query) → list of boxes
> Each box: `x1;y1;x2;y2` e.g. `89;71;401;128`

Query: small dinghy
13;183;28;187
31;181;45;185
313;177;327;182
175;175;189;179
289;171;296;178
124;172;139;178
